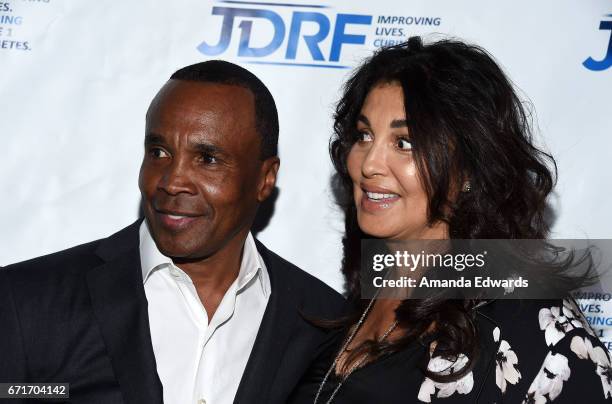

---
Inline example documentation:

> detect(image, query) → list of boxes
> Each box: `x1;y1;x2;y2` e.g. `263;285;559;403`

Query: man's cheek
201;180;239;199
138;172;156;197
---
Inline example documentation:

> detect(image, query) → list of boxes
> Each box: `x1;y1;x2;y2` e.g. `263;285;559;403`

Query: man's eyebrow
357;114;370;126
144;132;165;145
390;119;409;128
191;141;226;157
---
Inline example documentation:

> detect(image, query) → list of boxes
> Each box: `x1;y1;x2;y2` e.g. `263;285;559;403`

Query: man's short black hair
170;60;278;159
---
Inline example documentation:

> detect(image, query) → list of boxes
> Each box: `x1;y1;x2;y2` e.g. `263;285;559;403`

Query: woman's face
347;82;448;240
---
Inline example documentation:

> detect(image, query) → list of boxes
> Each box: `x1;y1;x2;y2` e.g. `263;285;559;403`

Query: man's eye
357;131;373;142
397;137;413;151
150;148;169;158
201;154;217;164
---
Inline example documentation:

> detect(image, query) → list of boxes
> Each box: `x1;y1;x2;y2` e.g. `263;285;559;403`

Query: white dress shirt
139;222;270;404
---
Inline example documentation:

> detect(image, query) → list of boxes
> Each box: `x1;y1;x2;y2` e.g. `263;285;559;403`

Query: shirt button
197;400;206;404
170;267;181;278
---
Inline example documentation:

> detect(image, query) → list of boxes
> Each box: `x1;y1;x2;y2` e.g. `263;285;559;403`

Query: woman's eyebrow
357;114;370;126
390;119;408;128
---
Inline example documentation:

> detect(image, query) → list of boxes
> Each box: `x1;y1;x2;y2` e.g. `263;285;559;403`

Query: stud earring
462;181;471;193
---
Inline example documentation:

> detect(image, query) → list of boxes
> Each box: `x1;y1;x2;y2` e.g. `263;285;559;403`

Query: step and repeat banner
1;1;611;346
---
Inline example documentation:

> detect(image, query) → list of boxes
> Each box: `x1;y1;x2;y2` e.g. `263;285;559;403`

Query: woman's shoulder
417;298;612;403
474;298;598;348
462;298;612;403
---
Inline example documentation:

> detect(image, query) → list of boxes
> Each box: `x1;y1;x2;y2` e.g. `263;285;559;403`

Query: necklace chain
313;296;399;404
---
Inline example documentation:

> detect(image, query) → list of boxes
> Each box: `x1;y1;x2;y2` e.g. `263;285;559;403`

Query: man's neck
174;231;249;322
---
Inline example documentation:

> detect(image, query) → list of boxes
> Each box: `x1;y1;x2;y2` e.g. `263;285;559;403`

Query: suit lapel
86;221;163;404
233;241;302;403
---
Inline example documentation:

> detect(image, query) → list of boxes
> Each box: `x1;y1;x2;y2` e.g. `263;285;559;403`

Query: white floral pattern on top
570;335;612;399
539;299;589;347
563;299;597;337
417;354;474;403
493;326;521;393
522;352;571;404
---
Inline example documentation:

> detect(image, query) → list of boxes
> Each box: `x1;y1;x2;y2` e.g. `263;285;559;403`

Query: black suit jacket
0;220;346;403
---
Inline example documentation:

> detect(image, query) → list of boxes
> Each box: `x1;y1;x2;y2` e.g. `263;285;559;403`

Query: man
0;61;345;404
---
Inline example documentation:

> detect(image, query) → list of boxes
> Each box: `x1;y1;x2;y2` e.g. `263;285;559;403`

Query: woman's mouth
361;191;400;212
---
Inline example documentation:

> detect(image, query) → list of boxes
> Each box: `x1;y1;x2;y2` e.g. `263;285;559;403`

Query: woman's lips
360;190;400;213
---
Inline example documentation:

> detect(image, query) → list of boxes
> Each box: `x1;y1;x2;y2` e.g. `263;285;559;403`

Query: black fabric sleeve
0;268;28;383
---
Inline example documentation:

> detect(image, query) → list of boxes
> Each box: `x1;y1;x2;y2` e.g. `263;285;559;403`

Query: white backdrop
1;0;611;346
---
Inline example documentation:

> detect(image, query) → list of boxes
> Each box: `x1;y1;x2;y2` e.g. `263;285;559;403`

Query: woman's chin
357;220;399;239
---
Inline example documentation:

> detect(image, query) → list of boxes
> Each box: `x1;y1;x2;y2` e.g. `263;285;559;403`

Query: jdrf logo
197;1;372;68
583;16;612;71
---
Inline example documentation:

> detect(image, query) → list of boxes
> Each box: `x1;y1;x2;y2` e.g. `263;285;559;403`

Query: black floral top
288;298;612;403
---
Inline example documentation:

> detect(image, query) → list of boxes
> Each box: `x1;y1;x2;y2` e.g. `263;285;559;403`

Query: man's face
139;80;277;260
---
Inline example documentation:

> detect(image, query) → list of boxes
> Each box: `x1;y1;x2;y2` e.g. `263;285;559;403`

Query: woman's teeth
366;192;399;200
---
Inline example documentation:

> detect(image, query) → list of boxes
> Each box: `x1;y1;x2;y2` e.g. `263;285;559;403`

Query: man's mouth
165;213;195;220
154;209;201;230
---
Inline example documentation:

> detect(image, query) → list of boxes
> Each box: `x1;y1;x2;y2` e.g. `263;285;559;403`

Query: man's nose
158;157;197;195
361;141;389;178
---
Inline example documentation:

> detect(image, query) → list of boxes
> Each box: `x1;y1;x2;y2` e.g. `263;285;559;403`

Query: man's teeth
167;214;186;220
366;192;398;200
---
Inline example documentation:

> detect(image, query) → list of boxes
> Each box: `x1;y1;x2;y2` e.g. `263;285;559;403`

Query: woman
289;37;611;403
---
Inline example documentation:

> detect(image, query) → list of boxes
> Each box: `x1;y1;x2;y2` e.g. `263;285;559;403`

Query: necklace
313;297;399;404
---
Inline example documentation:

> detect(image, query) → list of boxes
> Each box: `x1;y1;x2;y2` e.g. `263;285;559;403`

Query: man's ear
257;156;280;202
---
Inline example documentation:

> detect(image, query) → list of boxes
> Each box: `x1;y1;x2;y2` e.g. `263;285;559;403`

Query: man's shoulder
255;240;346;314
4;238;104;282
3;220;141;285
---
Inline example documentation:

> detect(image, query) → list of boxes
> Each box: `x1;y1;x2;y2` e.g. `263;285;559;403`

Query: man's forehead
145;80;259;151
155;79;254;109
148;81;253;127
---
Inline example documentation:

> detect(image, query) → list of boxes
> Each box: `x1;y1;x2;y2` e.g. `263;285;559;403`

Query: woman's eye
358;132;373;142
397;137;413;150
150;148;169;158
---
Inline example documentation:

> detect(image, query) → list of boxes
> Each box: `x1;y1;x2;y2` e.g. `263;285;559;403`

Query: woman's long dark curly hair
330;37;561;382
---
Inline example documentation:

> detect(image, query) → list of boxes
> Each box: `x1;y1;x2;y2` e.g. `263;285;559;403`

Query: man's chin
154;232;223;261
155;238;200;259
